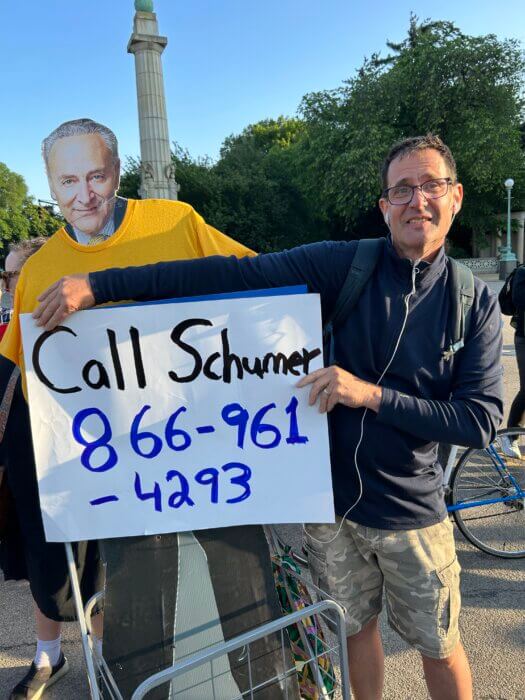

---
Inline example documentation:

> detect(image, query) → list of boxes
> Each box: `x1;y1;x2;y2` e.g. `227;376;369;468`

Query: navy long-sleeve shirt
90;238;503;529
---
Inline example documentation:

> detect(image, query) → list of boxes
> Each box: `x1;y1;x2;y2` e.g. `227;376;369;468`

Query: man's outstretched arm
33;242;356;331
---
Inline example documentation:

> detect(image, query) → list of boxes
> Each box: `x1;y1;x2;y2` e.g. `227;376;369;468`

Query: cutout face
47;133;120;235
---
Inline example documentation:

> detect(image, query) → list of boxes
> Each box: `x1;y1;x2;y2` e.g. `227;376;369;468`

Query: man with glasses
1;240;48;324
1;270;19;295
34;134;503;700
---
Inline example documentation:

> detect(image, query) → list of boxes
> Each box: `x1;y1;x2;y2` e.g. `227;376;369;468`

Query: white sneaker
501;435;521;459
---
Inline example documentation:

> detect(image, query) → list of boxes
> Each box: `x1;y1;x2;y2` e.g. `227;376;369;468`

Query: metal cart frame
65;527;351;700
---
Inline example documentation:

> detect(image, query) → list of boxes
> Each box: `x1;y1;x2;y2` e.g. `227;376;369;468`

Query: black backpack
323;238;474;365
498;267;518;317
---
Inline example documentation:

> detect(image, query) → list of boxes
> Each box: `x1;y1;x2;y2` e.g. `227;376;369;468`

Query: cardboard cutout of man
1;119;297;700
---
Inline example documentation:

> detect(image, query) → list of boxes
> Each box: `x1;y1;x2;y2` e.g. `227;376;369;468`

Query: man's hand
296;366;382;413
32;274;95;330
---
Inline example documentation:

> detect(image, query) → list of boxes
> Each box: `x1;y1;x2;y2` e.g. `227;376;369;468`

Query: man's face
47;133;120;236
379;148;463;261
3;250;24;293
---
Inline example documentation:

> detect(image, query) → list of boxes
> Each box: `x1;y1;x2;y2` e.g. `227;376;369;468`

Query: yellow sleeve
190;209;256;258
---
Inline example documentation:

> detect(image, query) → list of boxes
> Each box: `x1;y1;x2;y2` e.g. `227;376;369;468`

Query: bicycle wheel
450;427;525;558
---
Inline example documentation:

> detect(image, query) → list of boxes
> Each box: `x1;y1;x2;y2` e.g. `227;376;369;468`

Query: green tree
171;146;223;224
118;157;141;199
0;162;31;253
213;117;324;251
119;150;222;219
121;118;325;252
299;17;525;248
22;200;64;238
0;163;62;258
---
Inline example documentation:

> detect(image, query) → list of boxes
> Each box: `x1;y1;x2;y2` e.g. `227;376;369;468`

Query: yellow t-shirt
0;198;254;384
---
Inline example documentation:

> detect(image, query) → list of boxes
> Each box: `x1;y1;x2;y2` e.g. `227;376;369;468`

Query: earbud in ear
384;212;391;228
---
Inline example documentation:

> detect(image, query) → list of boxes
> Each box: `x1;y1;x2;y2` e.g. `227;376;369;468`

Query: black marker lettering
221;329;242;383
283;350;304;376
82;360;111;390
203;351;221;380
262;352;288;375
241;355;264;378
130;326;146;388
167;317;322;385
32;327;81;394
169;318;211;383
302;347;322;374
107;329;125;390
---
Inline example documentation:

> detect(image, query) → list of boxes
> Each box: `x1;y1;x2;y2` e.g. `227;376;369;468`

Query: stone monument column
127;0;178;199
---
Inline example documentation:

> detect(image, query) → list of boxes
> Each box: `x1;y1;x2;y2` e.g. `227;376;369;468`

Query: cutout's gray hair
42;118;119;170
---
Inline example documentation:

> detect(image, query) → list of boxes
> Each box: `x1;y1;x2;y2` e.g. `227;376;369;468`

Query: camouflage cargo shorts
303;517;461;659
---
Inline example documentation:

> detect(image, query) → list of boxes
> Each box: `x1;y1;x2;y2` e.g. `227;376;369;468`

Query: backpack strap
442;258;475;361
329;238;384;331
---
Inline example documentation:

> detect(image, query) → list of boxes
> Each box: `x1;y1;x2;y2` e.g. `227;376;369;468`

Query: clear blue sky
1;0;523;202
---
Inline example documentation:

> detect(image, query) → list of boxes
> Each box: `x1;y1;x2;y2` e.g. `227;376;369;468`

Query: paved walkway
1;280;524;699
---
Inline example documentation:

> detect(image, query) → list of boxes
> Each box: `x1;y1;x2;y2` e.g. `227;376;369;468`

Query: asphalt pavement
0;278;523;700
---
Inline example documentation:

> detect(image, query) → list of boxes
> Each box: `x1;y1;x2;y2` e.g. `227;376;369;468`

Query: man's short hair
42;118;119;171
8;237;47;265
380;134;457;193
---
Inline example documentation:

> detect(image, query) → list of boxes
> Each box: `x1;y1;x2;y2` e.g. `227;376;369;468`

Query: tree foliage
121;118;326;252
212;118;324;251
0;162;30;252
22;201;64;239
0;162;63;258
299;16;525;247
122;18;525;253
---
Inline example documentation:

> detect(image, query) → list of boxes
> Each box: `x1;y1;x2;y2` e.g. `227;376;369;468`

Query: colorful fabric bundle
271;545;336;699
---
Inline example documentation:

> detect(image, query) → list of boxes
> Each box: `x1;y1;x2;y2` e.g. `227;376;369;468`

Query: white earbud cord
305;261;420;546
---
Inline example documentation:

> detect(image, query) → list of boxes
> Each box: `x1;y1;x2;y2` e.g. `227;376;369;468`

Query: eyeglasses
0;271;19;290
383;177;454;205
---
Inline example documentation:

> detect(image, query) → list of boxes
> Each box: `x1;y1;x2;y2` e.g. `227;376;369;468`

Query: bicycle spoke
456;487;508;503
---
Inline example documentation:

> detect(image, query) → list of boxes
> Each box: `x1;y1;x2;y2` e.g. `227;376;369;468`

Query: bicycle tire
450;427;525;558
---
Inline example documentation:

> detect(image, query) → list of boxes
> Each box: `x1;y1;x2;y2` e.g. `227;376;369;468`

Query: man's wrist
88;272;101;304
363;384;382;412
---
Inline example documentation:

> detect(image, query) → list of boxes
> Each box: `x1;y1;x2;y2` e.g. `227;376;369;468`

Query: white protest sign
21;292;334;542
